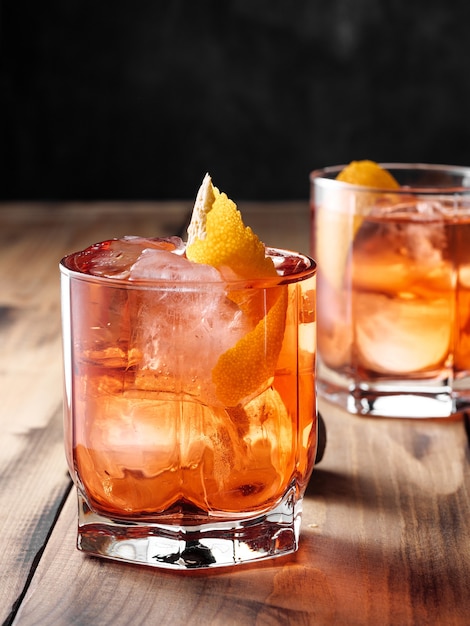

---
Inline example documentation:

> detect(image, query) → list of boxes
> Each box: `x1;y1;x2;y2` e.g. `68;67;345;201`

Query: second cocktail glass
311;163;470;418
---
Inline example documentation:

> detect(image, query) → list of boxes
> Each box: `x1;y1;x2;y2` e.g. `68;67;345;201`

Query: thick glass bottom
76;487;302;570
319;364;470;418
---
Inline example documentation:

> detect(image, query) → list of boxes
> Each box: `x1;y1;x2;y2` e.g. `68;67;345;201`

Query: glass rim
59;246;316;289
310;162;470;194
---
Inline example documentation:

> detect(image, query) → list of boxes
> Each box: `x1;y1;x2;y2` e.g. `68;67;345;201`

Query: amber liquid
66;270;316;522
315;207;470;384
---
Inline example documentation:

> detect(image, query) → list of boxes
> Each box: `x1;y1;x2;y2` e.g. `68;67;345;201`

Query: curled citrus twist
186;174;287;407
336;160;400;190
187;174;277;279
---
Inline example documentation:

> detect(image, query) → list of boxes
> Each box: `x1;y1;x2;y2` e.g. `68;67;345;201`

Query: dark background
1;0;470;201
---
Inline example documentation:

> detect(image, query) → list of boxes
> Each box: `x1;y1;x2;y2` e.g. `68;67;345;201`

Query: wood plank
10;401;470;626
0;203;190;624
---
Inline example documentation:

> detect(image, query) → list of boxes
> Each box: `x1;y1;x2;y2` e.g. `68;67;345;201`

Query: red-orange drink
61;177;317;569
311;162;470;418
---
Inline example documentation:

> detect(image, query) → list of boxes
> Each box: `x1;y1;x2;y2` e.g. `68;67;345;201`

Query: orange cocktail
61;176;317;569
311;161;470;418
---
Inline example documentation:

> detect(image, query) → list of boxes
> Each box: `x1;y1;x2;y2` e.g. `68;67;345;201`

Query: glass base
318;365;470;418
76;487;302;570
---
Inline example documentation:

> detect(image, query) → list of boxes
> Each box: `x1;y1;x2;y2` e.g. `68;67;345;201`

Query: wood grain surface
1;202;469;626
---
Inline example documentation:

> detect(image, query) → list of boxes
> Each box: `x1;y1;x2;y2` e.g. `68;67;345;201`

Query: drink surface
63;237;316;521
314;201;470;381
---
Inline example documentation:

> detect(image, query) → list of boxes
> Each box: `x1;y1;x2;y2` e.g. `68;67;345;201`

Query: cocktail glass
60;237;317;569
311;163;470;418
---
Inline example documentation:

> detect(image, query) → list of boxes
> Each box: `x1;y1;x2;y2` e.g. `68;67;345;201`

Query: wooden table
1;201;469;626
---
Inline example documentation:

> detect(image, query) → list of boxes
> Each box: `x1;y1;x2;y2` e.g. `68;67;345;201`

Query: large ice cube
128;248;253;404
129;247;222;283
355;292;451;374
368;200;447;264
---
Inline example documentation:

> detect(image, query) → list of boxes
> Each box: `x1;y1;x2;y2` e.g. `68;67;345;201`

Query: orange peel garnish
186;174;276;279
336;160;400;189
186;174;287;407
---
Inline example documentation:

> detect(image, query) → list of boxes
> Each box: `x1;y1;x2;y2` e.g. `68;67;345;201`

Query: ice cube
355;292;451;374
369;201;447;264
128;250;253;404
77;236;185;278
129;247;222;283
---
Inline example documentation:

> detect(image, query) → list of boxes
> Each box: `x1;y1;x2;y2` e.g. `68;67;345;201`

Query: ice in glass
311;161;470;418
60;175;317;569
